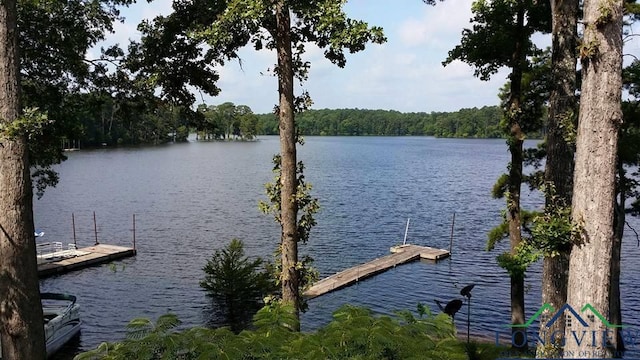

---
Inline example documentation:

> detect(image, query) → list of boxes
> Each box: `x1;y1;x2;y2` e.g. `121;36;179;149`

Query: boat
42;293;82;357
0;293;81;358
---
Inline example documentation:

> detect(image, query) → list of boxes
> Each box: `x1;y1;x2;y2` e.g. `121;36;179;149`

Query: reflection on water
35;136;640;358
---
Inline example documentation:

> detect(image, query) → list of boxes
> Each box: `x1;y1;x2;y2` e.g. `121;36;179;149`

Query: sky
109;0;640;114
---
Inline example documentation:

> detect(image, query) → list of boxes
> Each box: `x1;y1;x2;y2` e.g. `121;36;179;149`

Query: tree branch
626;220;640;246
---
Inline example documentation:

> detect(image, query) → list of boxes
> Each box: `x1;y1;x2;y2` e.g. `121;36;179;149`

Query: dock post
72;213;77;247
132;214;136;250
93;211;99;245
403;218;410;245
449;213;456;254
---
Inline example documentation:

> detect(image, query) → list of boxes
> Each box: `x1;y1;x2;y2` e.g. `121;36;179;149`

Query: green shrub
75;303;501;360
200;238;276;331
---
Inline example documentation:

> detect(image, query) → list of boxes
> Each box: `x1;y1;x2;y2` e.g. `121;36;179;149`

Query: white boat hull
44;306;81;357
0;293;82;359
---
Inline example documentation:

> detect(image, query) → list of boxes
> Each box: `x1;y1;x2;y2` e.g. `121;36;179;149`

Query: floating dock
37;244;136;278
303;244;450;299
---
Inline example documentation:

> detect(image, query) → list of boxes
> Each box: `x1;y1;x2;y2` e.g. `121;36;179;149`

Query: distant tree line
62;103;528;148
55;98;261;148
195;102;259;141
59;94;192;148
255;106;527;138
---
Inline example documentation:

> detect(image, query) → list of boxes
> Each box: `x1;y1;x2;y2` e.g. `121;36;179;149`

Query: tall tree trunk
611;161;626;352
275;1;300;329
537;0;577;357
507;3;526;346
565;0;623;357
0;1;47;358
508;136;525;340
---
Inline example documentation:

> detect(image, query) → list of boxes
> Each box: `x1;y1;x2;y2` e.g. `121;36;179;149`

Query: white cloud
104;0;510;113
397;0;474;49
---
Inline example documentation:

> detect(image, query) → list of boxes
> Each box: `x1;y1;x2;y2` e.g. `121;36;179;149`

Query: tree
236;105;258;140
216;102;237;140
196;104;225;140
259;155;320;325
536;0;578;356
200;239;275;332
564;0;624;356
608;58;640;352
18;0;139;192
187;0;385;326
256;107;505;137
444;0;550;344
0;0;46;358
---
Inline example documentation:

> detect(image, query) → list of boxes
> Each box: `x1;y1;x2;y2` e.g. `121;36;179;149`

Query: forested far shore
255;106;528;138
60;103;531;149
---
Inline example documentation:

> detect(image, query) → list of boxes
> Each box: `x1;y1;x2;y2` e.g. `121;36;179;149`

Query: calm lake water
34;136;640;358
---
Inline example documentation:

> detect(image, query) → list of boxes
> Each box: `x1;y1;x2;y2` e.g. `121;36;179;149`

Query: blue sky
110;0;640;114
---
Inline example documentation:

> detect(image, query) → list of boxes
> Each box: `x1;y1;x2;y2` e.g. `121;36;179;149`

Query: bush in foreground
200;238;275;331
75;302;507;360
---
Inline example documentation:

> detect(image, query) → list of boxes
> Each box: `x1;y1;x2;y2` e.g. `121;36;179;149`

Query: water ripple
36;137;640;359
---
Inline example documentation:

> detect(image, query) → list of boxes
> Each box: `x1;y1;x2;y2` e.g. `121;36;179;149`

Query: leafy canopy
75;303;495;360
189;0;386;84
443;0;551;80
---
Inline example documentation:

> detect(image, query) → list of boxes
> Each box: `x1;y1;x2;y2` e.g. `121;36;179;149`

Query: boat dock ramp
36;212;138;278
37;243;136;278
303;244;450;299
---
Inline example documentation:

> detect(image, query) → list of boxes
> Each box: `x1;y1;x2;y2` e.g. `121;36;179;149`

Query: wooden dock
303;244;450;299
37;244;136;278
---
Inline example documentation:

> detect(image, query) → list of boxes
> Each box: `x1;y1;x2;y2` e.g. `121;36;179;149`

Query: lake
34;136;640;358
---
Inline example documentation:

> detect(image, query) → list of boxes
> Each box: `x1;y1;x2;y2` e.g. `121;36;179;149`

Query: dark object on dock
303;244;450;299
37;244;136;278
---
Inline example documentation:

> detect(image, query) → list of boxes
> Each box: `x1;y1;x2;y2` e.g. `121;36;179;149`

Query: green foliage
578;39;600;61
496;241;541;280
18;0;141;195
486;209;538;250
448;0;551;295
259;155;320;311
134;0;385;128
492;174;510;199
65;95;193;147
295;161;320;244
126;314;182;340
618;63;640;220
0;107;52;141
200;239;275;331
487;216;509;251
488;209;541;277
196;102;258;141
252;300;300;332
0;107;63;198
443;0;550;80
529;188;580;256
256;106;509;138
490;184;585;277
496;50;552;139
127;11;221;106
558;110;577;145
77;304;486;360
596;0;616;27
193;0;386;81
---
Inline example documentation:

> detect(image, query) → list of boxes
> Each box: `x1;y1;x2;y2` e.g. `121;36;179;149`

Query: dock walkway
37;244;136;278
303;244;449;299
